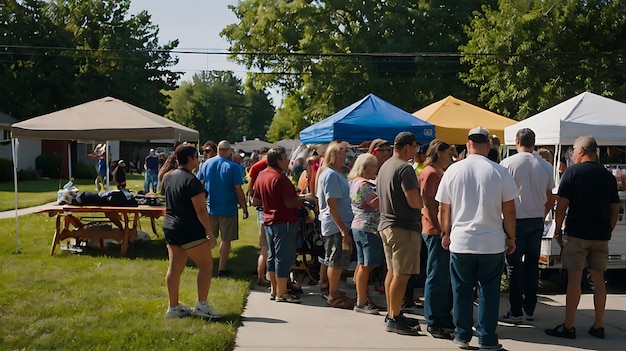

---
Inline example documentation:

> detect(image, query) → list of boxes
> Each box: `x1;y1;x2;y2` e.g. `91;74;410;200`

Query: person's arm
554;196;569;249
251;193;262;207
610;202;620;232
327;197;351;247
191;192;217;249
502;199;516;255
235;184;249;219
544;189;555;219
439;202;451;250
404;188;423;209
422;194;440;234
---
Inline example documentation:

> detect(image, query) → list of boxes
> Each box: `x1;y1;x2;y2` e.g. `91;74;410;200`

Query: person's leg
505;219;525;317
450;253;476;343
564;269;583;329
218;216;239;273
475;253;505;347
256;212;269;284
327;266;343;297
151;173;158;193
522;218;544;316
389;273;411;318
589;269;606;328
274;222;299;297
265;225;277;297
186;242;214;302
422;233;453;328
353;229;369;304
219;240;231;271
166;245;188;307
144;171;149;193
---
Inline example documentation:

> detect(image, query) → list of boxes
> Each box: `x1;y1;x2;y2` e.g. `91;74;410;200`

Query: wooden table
36;205;165;257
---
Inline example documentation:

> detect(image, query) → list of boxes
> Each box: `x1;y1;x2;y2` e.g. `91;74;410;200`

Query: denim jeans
506;218;543;316
450;252;505;347
144;171;158;193
422;234;453;328
265;222;299;278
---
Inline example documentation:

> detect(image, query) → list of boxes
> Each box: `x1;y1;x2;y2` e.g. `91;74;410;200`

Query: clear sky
129;0;244;82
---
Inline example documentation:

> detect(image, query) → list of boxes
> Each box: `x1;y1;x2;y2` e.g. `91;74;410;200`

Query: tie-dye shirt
349;178;380;233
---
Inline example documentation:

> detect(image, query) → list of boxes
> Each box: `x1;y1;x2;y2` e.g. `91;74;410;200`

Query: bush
17;169;37;181
35;153;64;178
72;162;97;179
0;157;13;181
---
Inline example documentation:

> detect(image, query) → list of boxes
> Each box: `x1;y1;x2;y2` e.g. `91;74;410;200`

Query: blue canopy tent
300;94;435;145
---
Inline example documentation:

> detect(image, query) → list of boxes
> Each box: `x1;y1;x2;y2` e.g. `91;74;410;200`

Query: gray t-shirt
377;156;421;232
317;167;354;236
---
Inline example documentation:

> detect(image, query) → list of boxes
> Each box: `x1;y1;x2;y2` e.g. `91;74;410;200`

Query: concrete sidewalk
0;201;57;220
235;281;626;351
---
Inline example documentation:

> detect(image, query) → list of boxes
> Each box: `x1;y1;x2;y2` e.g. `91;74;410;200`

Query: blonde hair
425;139;450;166
316;141;349;190
348;153;378;181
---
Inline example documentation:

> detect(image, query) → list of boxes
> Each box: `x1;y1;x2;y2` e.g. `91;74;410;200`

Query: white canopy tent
504;92;626;146
10;96;199;252
504;92;626;182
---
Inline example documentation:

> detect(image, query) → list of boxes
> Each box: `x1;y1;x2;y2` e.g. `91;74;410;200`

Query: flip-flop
276;293;301;303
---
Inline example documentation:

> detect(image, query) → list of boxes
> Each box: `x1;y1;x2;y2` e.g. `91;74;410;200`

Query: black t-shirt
558;161;619;240
163;168;207;236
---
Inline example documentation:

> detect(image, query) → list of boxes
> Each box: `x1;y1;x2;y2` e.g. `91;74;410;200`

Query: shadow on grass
76;240;260;280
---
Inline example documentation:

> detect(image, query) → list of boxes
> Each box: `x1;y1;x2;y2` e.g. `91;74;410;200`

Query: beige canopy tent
412;96;516;145
10;96;199;253
11;96;198;141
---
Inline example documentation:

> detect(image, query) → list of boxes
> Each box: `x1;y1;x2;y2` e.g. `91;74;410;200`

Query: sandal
320;283;330;300
276;293;301;303
327;295;355;309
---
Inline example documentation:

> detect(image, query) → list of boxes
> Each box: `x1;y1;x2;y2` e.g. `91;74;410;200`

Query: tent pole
106;141;110;190
67;141;72;179
11;137;19;254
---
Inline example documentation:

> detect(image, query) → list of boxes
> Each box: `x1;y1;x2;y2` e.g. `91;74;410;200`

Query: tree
165;71;274;143
266;93;310;142
461;0;626;119
221;0;496;123
0;0;179;119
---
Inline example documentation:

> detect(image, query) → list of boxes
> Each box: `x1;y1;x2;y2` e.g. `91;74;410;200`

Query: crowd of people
157;129;618;350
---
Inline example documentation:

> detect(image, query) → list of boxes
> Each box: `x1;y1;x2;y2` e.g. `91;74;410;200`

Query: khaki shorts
208;215;239;242
380;226;421;275
561;236;609;271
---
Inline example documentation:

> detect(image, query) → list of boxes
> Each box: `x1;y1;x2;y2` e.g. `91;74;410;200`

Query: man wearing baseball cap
436;126;518;349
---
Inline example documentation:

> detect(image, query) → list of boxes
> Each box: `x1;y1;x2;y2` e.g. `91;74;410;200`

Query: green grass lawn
0;176;259;350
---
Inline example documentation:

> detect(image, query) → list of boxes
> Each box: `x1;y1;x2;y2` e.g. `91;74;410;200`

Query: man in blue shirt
198;140;249;276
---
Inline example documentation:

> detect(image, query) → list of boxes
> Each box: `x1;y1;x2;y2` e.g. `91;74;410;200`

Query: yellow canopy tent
412;96;517;145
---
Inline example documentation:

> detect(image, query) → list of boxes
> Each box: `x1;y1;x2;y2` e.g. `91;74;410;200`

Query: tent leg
11;138;19;254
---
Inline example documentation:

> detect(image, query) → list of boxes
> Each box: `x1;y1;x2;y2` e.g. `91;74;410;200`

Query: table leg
50;215;61;255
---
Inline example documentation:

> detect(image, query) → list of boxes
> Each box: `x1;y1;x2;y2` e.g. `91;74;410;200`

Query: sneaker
588;326;605;339
427;326;453;339
386;316;421;336
398;313;421;331
192;301;222;320
499;311;523;324
524;312;534;321
366;297;386;311
479;343;503;350
165;303;192;319
354;303;379;315
453;338;471;349
545;323;576;339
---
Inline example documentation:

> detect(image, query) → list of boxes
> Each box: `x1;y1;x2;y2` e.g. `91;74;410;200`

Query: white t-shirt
436;154;519;254
500;152;555;219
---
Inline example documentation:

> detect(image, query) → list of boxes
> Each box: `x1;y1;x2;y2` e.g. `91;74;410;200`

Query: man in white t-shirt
436;126;518;350
499;128;554;324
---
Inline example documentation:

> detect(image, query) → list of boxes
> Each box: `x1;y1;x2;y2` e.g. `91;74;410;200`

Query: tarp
299;93;435;145
11;96;199;141
412;96;516;145
504;92;626;146
232;139;278;153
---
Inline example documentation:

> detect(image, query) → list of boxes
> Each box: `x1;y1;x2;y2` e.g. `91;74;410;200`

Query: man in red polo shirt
252;148;316;303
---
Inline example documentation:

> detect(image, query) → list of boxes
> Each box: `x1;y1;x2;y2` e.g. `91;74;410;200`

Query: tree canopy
461;0;626;119
221;0;495;125
0;0;180;119
165;71;274;144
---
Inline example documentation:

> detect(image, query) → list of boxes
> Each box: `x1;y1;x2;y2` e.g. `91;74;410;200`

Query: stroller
292;203;324;285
